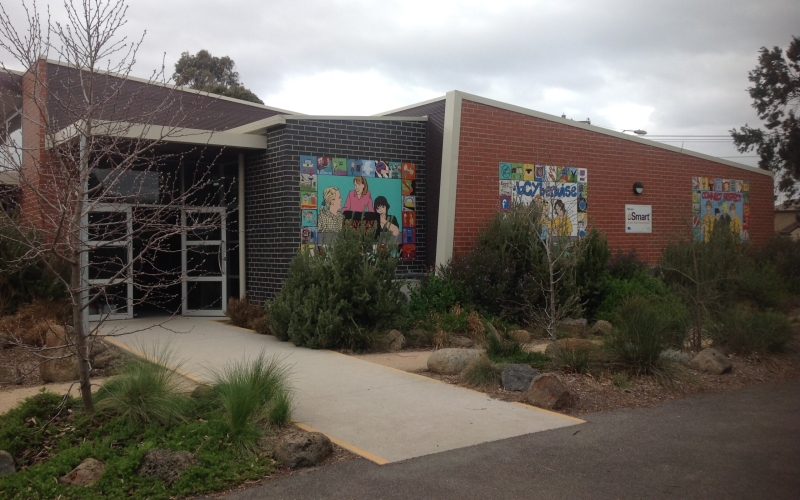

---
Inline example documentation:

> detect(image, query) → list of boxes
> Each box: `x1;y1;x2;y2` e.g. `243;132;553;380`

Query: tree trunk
71;258;94;412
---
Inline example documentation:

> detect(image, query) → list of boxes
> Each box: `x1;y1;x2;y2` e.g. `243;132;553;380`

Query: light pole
621;129;647;136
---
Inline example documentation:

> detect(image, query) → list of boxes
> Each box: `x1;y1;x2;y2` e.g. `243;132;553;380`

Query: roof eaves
374;95;447;116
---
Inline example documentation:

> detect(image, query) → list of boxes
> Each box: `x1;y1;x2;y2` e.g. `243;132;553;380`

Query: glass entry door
182;208;227;316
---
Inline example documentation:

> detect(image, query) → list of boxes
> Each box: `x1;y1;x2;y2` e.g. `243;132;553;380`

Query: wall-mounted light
622;129;647;136
633;182;644;195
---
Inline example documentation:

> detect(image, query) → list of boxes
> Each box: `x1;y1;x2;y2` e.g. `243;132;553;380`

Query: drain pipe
238;153;246;298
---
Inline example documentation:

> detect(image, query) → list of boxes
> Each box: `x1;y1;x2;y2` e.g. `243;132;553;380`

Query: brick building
1;62;773;318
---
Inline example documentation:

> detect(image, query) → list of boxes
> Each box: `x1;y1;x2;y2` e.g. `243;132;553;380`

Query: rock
0;450;14;477
525;373;573;410
190;384;215;400
274;431;332;468
43;325;69;348
137;449;199;485
427;348;486;375
689;348;732;375
58;458;104;486
91;349;122;370
39;348;79;383
590;320;613;336
501;364;539;391
557;318;587;338
65;325;75;335
385;330;405;352
507;330;532;343
544;338;598;358
661;348;692;366
449;336;474;348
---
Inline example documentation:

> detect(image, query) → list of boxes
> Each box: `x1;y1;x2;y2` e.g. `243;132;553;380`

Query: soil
418;331;800;417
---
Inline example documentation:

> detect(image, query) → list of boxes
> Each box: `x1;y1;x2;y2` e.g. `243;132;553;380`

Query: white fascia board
454;90;772;178
373;96;447;116
51;120;266;149
436;91;463;268
225;115;428;135
41;58;302;115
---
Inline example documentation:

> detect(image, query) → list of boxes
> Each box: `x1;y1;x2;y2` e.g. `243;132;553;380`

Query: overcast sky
2;0;799;167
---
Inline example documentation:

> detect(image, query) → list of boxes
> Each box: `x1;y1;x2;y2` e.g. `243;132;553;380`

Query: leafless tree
0;0;228;410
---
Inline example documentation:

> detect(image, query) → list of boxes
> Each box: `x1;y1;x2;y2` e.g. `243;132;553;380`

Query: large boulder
137;449;199;485
427;348;486;375
274;431;333;468
507;330;532;344
557;318;587;338
525;373;573;410
590;320;613;336
544;339;598;358
385;330;405;352
689;348;732;375
58;458;104;486
91;349;122;370
39;348;79;383
0;450;14;477
501;364;539;391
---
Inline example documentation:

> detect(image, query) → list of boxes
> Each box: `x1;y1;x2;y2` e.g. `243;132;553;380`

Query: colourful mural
692;176;750;242
499;162;589;239
299;156;416;259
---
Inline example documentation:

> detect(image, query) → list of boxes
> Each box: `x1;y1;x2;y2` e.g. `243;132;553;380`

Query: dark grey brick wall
245;119;428;302
388;99;446;268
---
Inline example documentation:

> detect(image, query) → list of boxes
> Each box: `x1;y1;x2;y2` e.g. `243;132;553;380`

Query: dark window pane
88;212;127;241
89;283;128;316
187;281;222;311
186;245;222;277
185;212;223;241
89;246;128;279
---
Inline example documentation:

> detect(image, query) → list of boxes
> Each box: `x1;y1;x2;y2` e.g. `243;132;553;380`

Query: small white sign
625;204;652;233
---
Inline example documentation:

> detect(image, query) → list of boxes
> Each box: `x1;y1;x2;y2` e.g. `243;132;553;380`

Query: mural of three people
299;156;417;259
692;176;750;243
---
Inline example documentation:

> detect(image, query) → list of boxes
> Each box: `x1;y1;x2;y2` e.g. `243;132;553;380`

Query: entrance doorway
181;207;227;316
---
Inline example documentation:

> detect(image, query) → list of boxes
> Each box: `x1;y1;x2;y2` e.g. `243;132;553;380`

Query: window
1;114;21;169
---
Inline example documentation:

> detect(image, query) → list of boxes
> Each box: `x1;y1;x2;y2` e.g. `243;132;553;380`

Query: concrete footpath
97;317;582;464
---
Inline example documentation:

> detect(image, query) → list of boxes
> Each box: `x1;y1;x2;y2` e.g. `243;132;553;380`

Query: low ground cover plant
709;307;793;354
226;295;269;333
0;350;293;500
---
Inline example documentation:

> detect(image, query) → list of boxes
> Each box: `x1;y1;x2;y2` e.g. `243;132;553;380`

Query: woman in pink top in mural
343;176;373;213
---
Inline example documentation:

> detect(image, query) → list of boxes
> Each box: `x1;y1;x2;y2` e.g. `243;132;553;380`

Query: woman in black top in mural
373;196;400;241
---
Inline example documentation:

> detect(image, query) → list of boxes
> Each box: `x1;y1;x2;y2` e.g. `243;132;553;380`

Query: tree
0;0;225;411
731;36;800;199
173;50;264;104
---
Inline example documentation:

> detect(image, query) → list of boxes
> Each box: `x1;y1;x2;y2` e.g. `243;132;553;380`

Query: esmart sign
625;204;652;233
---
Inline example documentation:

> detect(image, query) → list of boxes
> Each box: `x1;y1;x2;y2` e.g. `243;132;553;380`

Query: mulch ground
420;332;800;417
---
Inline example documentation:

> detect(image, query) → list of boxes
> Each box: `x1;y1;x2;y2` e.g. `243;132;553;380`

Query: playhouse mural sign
299;156;417;259
692;176;750;243
499;162;589;239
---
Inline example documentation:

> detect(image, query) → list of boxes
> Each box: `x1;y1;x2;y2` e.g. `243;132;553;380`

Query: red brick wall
453;99;774;263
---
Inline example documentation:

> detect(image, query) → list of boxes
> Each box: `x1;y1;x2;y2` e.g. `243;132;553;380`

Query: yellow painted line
103;337;208;385
293;422;389;465
330;350;585;424
511;401;585;423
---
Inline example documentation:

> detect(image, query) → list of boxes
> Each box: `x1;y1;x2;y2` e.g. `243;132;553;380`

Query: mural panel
299;156;415;259
499;162;589;239
692;176;750;242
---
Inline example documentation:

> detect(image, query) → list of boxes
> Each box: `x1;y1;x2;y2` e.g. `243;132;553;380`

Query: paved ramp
98;317;582;464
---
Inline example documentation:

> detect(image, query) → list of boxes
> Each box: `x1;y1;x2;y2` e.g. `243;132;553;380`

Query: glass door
87;205;133;321
182;208;227;316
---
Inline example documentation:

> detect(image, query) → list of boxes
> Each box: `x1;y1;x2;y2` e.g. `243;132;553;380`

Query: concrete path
219;379;800;500
97;317;581;464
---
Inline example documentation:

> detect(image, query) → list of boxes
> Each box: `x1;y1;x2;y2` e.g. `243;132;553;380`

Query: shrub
211;353;293;450
405;273;461;322
267;225;404;350
461;357;502;390
709;307;793;354
605;296;689;375
595;271;684;322
439;310;469;333
551;342;597;374
755;235;800;295
226;295;267;330
734;261;789;311
574;229;611;320
608;248;647;280
95;343;186;427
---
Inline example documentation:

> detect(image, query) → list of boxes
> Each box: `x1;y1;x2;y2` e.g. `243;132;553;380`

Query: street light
622;129;647;136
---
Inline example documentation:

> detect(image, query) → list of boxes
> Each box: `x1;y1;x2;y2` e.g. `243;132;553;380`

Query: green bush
267;225;404;350
734;261;789;311
95;343;186;428
755;235;800;295
574;229;611;320
211;353;292;450
596;271;684;322
709;308;793;354
484;322;549;368
551;343;596;374
605;296;689;374
608;248;647;280
405;273;461;323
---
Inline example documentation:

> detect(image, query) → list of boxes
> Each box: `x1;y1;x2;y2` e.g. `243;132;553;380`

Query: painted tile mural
499;162;589;239
692;177;750;242
299;156;415;259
